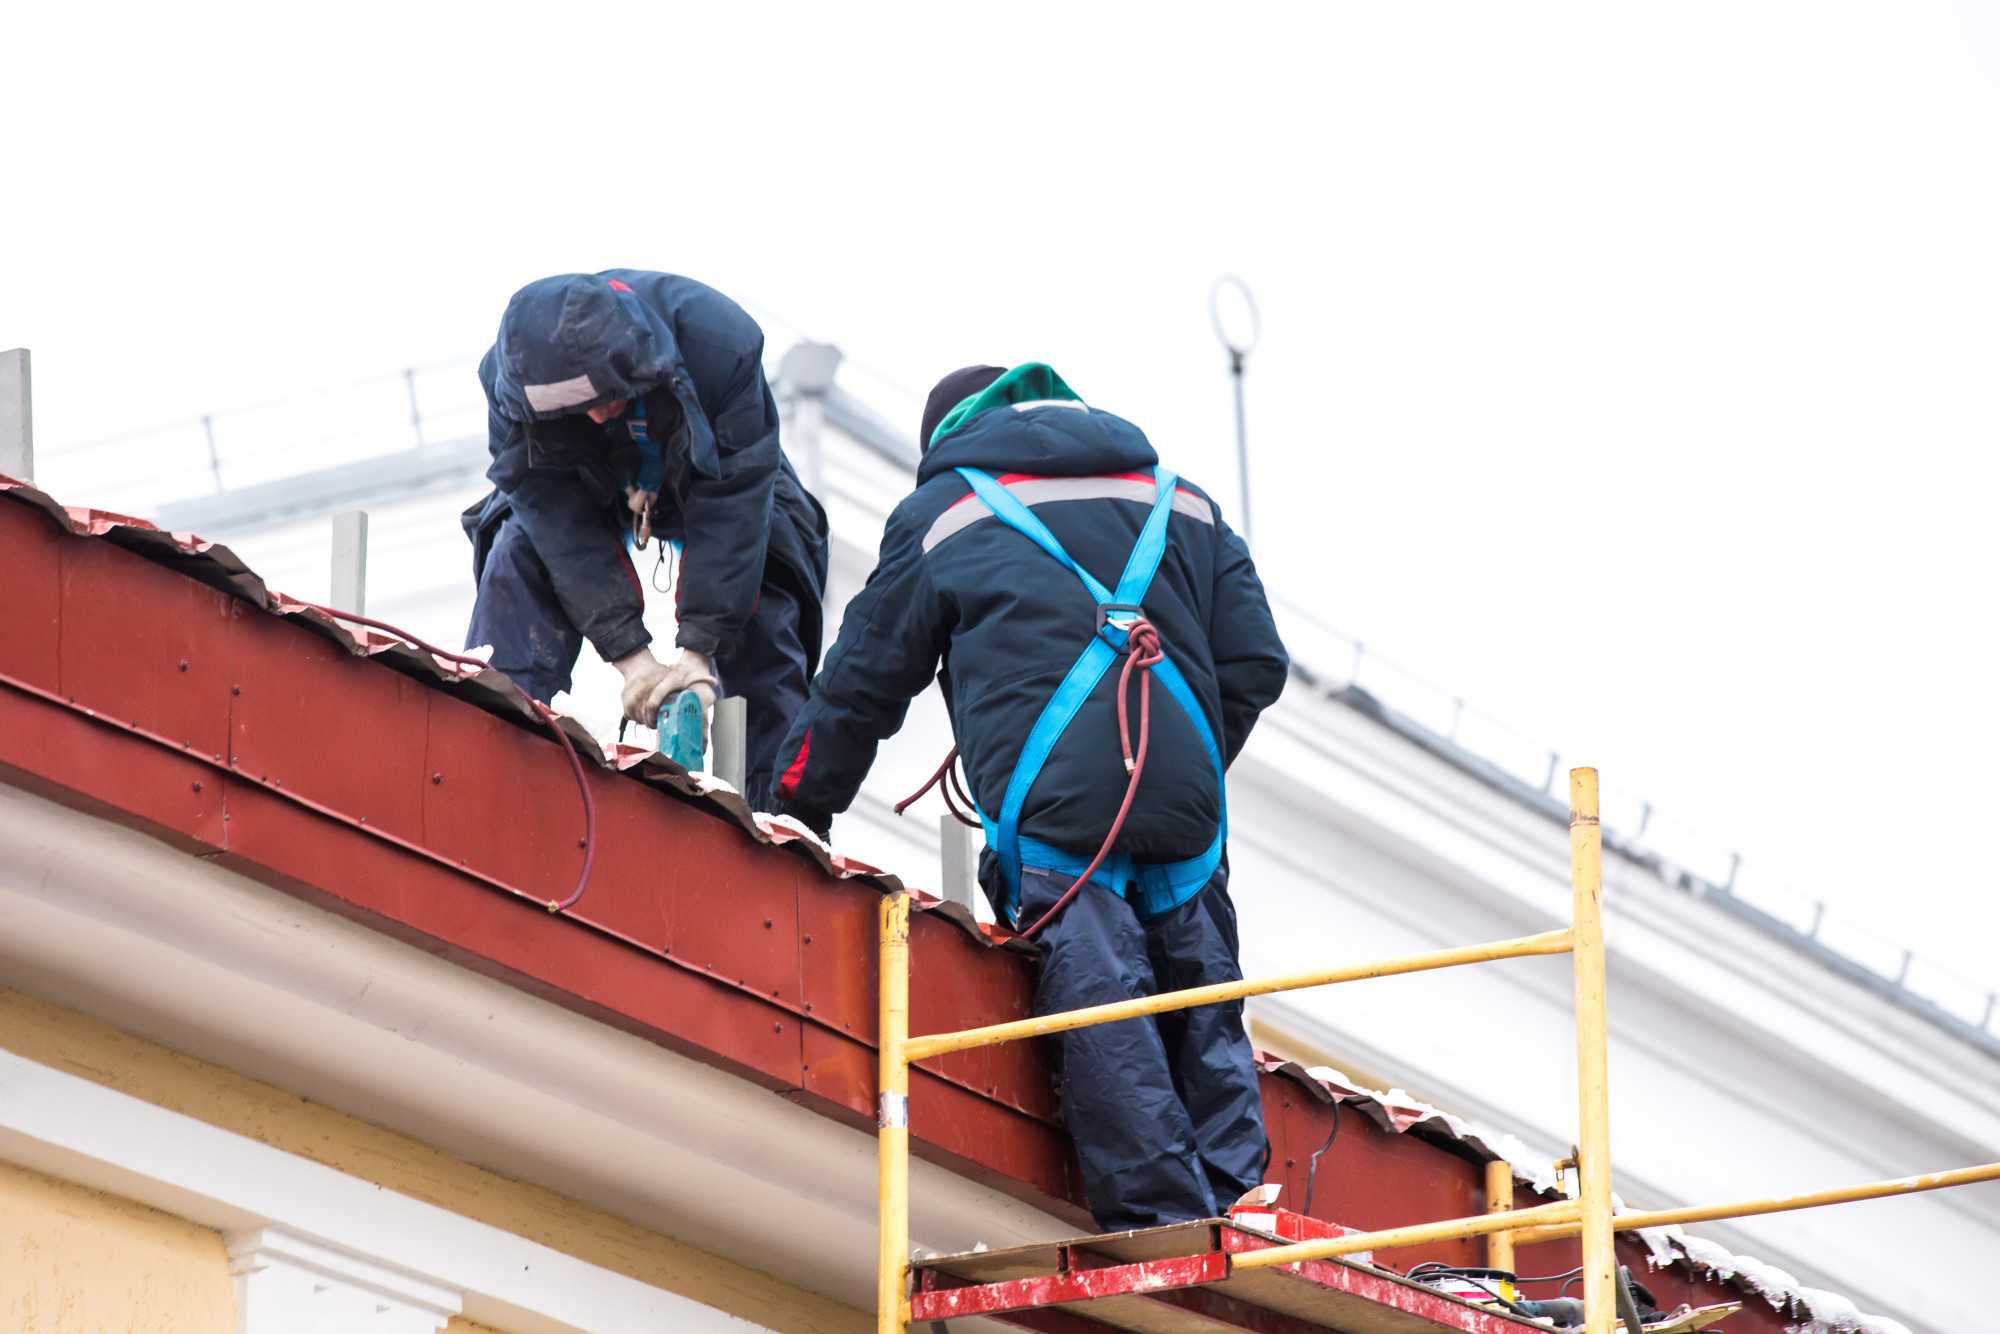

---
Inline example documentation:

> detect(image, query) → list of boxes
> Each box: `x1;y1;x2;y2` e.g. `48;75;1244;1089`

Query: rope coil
898;617;1166;941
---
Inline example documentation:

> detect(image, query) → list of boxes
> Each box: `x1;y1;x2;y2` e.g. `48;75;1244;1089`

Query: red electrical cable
295;602;596;914
895;619;1167;942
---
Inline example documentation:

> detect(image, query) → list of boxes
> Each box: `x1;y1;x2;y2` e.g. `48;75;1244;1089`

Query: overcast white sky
6;3;1997;991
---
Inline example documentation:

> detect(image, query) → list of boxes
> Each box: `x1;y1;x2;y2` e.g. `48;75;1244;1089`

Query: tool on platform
1407;1259;1728;1331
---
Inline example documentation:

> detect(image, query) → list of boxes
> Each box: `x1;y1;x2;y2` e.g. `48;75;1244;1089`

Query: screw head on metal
178;659;189;672
431;772;443;785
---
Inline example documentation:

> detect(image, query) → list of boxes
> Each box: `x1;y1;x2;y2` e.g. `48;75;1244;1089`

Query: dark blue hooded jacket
771;368;1287;864
463;271;828;665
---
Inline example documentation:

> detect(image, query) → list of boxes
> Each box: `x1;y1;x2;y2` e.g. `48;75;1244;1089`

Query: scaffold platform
910;1211;1553;1334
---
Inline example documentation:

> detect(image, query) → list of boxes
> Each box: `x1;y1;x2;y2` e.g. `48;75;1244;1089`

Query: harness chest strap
954;465;1228;925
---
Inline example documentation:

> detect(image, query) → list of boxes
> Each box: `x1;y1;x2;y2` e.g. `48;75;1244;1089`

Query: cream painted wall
0;1160;234;1333
0;989;863;1334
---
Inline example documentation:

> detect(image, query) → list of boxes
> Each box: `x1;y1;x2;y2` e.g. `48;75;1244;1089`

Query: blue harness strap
956;465;1228;925
619;401;668;552
626;401;668;494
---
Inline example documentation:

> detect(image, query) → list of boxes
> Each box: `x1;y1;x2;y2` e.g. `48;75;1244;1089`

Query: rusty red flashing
0;477;1810;1324
0;476;1074;1207
913;1220;1550;1332
913;1253;1231;1322
1218;1229;1537;1334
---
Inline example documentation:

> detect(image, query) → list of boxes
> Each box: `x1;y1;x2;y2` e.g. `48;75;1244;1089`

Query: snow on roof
1257;1056;1914;1333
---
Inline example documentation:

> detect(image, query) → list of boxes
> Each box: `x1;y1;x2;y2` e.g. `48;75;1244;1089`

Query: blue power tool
656;689;708;773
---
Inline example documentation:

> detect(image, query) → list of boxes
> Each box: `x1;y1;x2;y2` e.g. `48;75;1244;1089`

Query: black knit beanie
919;365;1007;451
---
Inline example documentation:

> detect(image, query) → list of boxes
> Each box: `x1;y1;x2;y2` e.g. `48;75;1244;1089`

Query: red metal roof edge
0;473;1868;1328
0;474;1029;953
1;475;1087;1215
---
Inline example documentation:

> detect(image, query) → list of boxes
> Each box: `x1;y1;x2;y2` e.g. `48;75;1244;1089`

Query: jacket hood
916;362;1160;484
488;274;686;422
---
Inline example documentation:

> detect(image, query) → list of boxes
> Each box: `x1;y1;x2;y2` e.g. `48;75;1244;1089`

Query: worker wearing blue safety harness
770;363;1290;1231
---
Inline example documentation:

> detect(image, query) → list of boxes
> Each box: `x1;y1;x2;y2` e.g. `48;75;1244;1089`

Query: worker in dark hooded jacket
461;270;829;808
770;363;1289;1231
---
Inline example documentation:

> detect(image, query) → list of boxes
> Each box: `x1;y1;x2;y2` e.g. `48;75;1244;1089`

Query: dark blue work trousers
466;513;811;810
1015;865;1269;1232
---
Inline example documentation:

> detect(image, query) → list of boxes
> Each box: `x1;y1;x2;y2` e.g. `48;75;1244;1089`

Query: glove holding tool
615;647;720;775
654;685;710;773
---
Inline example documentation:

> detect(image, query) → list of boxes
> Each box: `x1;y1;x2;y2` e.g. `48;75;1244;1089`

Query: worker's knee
1023;874;1153;1013
1144;880;1245;992
466;520;580;702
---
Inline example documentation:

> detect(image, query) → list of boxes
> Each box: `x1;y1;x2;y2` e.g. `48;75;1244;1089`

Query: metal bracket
1;348;31;482
331;511;368;614
712;697;748;792
1096;601;1144;648
939;815;981;915
878;1092;909;1130
1615;1265;1646;1334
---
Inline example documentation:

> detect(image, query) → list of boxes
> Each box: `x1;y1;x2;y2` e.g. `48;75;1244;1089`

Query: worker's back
904;383;1287;863
765;369;1288;1232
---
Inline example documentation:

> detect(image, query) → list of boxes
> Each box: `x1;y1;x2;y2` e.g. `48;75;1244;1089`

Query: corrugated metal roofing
0;473;1018;928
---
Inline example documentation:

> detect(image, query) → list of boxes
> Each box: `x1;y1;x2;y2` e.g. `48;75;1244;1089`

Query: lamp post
1209;276;1261;547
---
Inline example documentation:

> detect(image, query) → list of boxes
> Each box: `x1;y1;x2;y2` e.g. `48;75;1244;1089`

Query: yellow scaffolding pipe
871;765;2000;1333
903;929;1576;1063
877;893;911;1334
1485;1159;1517;1274
1230;1199;1579;1270
1570;768;1617;1334
1507;1160;2000;1247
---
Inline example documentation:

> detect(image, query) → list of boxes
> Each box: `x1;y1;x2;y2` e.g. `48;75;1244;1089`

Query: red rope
896;747;982;828
896;619;1167;942
1017;619;1163;940
295;602;597;914
945;759;978;821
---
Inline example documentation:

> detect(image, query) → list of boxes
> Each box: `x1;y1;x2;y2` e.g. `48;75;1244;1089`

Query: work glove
614;647;718;727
